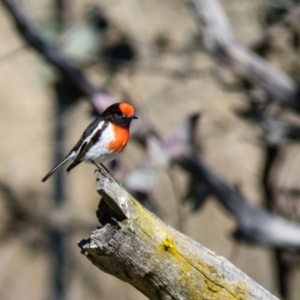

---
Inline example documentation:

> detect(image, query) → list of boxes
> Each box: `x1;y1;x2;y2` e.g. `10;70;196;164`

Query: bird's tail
41;156;72;182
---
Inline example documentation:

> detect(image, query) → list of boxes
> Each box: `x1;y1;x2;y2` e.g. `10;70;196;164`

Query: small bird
42;102;137;182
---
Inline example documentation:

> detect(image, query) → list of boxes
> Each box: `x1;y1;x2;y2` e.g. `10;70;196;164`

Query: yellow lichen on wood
192;259;248;299
125;194;249;299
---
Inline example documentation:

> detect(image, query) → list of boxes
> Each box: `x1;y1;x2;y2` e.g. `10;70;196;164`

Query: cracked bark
79;170;279;300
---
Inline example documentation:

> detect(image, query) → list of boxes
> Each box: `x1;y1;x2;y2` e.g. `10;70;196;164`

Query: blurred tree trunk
79;171;279;300
50;2;70;299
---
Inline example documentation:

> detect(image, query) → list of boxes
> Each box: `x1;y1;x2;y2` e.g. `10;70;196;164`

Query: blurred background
1;0;300;299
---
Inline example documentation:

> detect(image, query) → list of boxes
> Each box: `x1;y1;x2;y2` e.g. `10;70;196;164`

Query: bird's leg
91;160;115;181
91;160;107;177
100;163;111;174
91;160;101;171
100;163;117;181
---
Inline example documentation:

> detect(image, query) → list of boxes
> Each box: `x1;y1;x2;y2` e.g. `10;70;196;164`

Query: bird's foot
101;167;118;183
99;163;118;182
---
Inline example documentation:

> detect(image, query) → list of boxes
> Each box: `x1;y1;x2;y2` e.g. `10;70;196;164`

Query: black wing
66;117;109;173
69;116;105;154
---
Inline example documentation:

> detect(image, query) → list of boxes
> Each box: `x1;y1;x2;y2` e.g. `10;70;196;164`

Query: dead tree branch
189;0;300;111
1;0;98;97
175;155;300;249
79;170;279;300
165;114;300;249
0;0;145;124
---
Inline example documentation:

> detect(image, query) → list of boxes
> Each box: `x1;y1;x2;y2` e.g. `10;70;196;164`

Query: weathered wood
79;170;279;300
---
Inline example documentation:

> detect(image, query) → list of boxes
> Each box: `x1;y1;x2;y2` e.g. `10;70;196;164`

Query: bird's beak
132;115;138;119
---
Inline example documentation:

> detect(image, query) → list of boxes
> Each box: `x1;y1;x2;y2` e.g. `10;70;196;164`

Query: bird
41;102;138;182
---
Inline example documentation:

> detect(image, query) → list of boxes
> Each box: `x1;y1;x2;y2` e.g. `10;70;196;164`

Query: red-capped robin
41;102;137;182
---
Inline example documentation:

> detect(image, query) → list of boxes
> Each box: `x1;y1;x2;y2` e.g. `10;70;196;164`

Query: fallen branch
79;170;279;300
189;0;300;111
176;155;300;249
